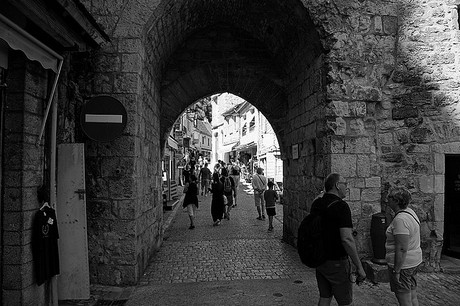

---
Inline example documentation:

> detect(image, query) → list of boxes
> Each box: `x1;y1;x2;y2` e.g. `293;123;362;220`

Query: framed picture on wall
292;144;299;160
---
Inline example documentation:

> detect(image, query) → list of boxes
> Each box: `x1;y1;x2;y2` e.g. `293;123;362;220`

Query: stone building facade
2;0;460;305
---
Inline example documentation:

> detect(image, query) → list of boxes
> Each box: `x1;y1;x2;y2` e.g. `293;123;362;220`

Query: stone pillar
2;51;50;304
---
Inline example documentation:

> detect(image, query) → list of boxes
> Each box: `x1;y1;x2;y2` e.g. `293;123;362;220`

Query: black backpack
297;200;340;268
223;177;232;193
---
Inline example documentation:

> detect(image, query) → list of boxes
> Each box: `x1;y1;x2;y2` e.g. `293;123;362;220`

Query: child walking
183;175;199;229
263;181;279;231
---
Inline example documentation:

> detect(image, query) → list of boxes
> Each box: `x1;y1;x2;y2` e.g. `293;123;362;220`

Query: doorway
444;155;460;258
0;67;6;301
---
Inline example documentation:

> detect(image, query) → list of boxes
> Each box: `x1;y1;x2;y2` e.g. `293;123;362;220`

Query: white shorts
186;204;197;217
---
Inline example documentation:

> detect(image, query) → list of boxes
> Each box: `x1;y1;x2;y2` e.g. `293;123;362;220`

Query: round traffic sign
80;96;127;142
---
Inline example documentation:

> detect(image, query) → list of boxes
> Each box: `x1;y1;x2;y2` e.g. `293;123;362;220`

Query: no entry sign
80;96;127;142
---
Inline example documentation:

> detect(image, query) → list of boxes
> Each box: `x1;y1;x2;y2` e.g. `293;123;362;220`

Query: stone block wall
282;1;399;257
73;0;460;276
70;1;163;285
376;1;460;271
282;54;327;245
2;51;49;305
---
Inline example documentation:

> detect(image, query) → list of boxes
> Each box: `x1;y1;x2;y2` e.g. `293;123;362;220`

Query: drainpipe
35;58;63;306
50;74;59;305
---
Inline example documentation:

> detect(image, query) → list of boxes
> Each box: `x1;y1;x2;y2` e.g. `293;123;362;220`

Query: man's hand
356;268;366;285
356;268;366;286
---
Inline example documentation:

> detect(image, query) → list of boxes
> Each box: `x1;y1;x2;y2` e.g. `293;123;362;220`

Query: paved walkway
122;182;460;306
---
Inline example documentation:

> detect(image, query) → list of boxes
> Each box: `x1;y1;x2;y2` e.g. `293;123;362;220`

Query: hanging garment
32;205;60;285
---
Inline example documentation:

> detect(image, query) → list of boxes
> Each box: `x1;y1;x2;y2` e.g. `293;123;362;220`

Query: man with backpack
198;163;212;196
307;173;366;306
220;168;235;220
230;161;241;207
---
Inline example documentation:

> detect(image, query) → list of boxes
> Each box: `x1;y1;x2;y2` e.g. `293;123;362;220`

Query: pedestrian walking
263;181;278;231
198;163;212;196
183;175;199;229
209;172;225;226
214;161;221;175
312;173;366;306
252;167;267;220
220;168;235;220
385;186;422;306
230;161;241;207
182;164;192;185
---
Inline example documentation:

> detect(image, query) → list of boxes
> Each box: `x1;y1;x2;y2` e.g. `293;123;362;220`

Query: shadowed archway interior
142;0;324;151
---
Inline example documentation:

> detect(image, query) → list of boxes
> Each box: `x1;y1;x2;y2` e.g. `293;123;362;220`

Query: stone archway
74;0;459;285
75;0;387;286
76;0;336;285
144;0;331;264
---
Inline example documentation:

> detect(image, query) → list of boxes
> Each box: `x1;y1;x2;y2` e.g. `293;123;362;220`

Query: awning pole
50;76;59;306
36;59;63;146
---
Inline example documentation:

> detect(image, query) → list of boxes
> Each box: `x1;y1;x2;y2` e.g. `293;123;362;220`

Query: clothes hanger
40;201;50;211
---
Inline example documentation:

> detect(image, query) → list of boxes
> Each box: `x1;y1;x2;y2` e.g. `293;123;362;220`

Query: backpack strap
395;210;420;225
255;174;265;191
326;200;341;209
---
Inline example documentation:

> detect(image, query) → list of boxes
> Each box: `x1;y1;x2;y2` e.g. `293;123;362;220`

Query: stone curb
163;199;181;232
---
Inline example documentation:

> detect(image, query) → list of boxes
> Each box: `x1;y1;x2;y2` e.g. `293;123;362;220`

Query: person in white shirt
252;167;267;220
385;186;422;306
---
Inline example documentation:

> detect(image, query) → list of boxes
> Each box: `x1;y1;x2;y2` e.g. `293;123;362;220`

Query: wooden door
56;143;89;299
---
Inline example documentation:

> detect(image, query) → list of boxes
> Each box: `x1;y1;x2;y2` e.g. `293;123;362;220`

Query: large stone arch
143;0;332;256
72;0;460;286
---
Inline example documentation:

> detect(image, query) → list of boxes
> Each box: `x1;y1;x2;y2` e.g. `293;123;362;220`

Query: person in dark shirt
209;172;225;226
182;164;192;185
311;173;366;306
183;175;199;229
263;181;278;232
198;163;212;196
220;168;235;220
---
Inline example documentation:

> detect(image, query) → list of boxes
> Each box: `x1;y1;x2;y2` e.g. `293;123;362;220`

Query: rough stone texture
59;0;460;286
2;51;48;304
362;260;390;284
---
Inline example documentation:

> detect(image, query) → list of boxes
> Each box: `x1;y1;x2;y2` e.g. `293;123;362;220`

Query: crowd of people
179;155;423;306
180;158;279;232
181;159;242;228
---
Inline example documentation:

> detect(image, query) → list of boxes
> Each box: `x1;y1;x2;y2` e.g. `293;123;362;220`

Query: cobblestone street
122;182;460;306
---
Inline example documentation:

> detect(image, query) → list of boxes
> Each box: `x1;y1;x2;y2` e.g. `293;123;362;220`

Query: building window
249;117;255;131
242;124;247;136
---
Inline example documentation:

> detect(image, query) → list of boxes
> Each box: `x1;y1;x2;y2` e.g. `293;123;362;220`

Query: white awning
168;136;179;150
0;13;62;71
233;141;257;152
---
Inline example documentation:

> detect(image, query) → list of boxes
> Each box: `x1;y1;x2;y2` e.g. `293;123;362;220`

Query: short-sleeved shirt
252;174;267;192
385;207;422;269
311;193;353;260
199;167;212;181
263;189;278;208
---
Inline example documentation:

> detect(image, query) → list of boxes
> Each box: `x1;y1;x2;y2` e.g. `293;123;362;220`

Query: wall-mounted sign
80;96;127;142
292;144;299;160
183;137;190;148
